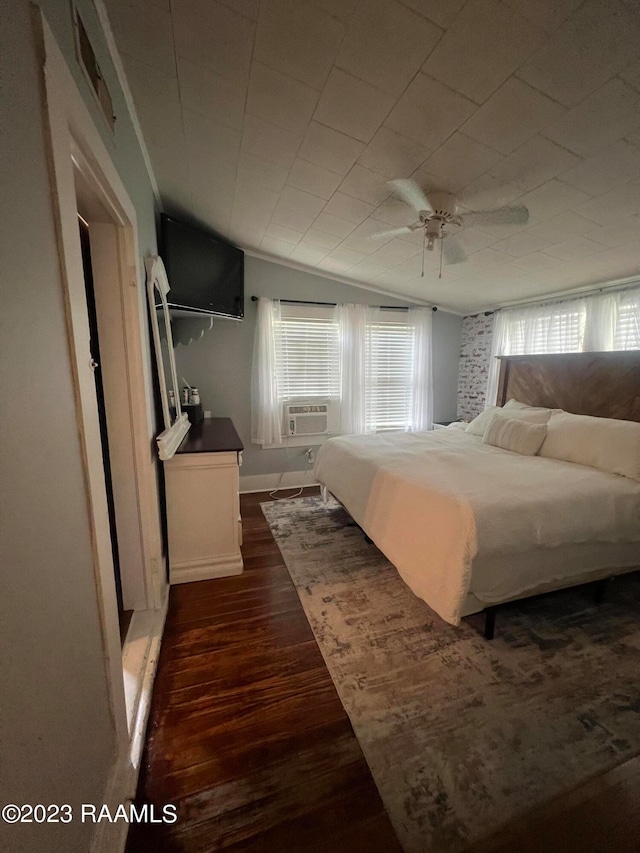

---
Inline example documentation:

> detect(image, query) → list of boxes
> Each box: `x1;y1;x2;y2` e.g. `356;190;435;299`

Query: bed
313;352;640;635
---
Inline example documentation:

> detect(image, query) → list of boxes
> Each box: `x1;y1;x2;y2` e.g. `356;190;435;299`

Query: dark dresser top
176;418;244;454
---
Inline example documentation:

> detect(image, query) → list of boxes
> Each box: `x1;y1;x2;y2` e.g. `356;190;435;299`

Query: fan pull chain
421;228;426;278
439;236;443;279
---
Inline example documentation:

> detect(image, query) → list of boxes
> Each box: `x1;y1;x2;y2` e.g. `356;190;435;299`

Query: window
613;291;640;350
274;304;339;402
252;299;433;446
508;306;584;354
365;315;415;431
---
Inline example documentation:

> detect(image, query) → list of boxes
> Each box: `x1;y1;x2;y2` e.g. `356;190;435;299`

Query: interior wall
0;2;159;850
457;313;495;420
174;255;462;480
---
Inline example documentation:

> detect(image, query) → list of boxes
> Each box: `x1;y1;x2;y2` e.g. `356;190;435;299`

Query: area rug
261;495;640;853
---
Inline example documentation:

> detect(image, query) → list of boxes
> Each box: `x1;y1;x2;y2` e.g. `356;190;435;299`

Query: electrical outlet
306;448;314;463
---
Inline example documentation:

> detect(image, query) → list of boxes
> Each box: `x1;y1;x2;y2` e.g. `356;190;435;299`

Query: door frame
38;11;167;851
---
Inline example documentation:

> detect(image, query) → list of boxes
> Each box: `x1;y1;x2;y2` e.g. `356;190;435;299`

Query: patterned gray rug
261;495;640;853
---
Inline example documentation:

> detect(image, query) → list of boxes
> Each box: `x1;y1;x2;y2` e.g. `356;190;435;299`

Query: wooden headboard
496;351;640;422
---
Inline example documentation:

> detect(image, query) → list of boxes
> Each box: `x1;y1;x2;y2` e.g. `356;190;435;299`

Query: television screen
159;214;244;319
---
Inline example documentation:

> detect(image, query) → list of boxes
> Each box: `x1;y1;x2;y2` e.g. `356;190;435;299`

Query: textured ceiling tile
108;0;175;74
264;223;304;244
289;241;332;264
241;115;303;168
236;153;289;193
302;229;343;249
559;140;640;197
271;186;326;231
517;0;640;107
312;212;358;238
415;133;503;193
572;183;640;226
519;179;593;220
492;230;552;258
621;58;640;94
339;165;393;205
312;0;360;23
260;237;295;257
542;79;640;158
286;159;343;200
385;73;476;150
123;56;185;153
313;69;396;143
526;211;597;244
371;199;416;227
246;63;320;134
341;218;396;252
327;246;367;264
173;0;255;86
297;122;365;175
254;0;344;89
544;236;608;261
398;0;468;29
461;78;565;155
501;0;583;31
359;127;431;179
490;135;582;192
183;109;242;175
511;252;563;271
457;175;523;211
422;0;545;104
336;0;442;97
586;216;640;248
177;57;246;132
217;0;260;19
322;192;376;224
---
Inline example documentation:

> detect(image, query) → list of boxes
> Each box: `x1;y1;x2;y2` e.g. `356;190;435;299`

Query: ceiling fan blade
388;179;433;213
370;223;421;240
442;236;467;265
461;204;529;228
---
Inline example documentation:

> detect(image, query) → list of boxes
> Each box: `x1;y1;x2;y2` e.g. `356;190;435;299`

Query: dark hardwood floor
126;487;400;853
128;488;640;853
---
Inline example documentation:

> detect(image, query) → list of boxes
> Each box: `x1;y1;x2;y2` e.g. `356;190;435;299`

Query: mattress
314;428;640;625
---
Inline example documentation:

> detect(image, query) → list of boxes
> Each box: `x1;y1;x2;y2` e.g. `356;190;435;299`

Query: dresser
164;418;244;584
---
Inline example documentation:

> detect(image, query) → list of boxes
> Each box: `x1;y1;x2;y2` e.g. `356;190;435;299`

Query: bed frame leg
484;607;497;640
594;579;608;605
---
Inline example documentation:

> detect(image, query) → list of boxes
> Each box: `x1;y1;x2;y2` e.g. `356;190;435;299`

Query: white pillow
466;406;551;436
483;416;548;456
503;399;554;415
539;412;640;481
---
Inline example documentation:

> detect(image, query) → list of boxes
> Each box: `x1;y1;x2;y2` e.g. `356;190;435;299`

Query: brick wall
457;312;494;420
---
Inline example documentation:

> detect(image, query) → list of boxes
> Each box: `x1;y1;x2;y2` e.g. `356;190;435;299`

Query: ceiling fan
373;179;529;275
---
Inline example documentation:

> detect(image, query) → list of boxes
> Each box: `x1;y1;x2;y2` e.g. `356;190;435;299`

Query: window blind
274;306;340;402
613;292;640;350
508;308;584;354
365;317;415;431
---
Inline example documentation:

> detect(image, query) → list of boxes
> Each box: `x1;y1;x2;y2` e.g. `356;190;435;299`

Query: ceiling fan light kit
373;179;530;278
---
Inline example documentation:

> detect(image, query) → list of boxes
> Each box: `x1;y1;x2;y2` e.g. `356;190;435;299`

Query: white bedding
313;429;640;626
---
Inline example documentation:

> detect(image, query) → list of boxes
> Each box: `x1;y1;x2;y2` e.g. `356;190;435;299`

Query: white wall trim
93;0;161;207
240;471;318;494
91;596;168;853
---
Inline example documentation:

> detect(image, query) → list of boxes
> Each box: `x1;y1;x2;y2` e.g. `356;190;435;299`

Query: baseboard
240;471;318;494
90;596;168;853
170;554;244;584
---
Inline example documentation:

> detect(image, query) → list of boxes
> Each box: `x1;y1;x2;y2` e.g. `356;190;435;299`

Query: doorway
78;216;132;643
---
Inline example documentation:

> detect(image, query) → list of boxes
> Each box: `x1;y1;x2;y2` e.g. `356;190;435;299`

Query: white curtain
485;286;640;407
337;302;370;434
251;297;282;446
583;291;617;351
409;307;433;431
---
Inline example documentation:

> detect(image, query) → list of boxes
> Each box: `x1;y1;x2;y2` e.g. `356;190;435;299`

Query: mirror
145;256;190;460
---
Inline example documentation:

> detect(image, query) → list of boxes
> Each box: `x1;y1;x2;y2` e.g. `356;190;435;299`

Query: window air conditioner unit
284;403;329;436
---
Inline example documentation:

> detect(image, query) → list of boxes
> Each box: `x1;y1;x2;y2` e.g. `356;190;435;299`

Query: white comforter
314;429;640;626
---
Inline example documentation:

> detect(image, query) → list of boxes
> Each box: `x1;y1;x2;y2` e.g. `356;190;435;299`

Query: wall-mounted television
159;213;244;319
